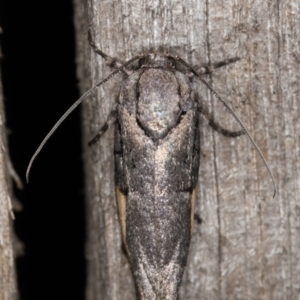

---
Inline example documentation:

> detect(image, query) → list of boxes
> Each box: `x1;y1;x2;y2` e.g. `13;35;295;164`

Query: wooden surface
0;49;18;300
73;0;300;299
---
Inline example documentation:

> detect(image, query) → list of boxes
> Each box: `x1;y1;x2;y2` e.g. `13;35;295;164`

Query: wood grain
0;47;18;300
73;0;300;299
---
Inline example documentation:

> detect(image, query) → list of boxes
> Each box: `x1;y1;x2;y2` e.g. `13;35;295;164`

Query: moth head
138;53;175;69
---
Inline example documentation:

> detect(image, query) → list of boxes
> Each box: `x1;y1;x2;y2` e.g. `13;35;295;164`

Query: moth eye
168;59;175;68
138;58;146;68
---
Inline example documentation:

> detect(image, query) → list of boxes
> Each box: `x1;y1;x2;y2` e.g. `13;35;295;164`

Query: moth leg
88;30;132;75
186;57;240;78
200;105;245;137
88;105;118;146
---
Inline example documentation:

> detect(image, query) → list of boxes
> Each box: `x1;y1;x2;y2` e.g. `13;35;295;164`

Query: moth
27;30;276;300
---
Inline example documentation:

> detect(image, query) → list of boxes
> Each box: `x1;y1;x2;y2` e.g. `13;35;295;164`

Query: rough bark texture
73;0;300;299
0;48;19;300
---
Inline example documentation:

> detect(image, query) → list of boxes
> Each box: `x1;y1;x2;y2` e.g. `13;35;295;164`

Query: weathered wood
73;0;300;299
0;48;19;300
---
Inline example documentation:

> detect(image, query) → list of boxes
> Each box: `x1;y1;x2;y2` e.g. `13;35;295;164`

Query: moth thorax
139;53;175;68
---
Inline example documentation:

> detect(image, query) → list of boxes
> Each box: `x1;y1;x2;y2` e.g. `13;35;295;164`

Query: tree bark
0;47;19;300
73;0;300;299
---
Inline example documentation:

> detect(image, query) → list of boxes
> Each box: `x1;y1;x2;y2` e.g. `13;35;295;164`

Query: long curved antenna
171;55;276;198
26;55;142;183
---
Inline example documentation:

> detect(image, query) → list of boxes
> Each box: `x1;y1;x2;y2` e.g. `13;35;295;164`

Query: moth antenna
26;55;142;183
172;55;276;198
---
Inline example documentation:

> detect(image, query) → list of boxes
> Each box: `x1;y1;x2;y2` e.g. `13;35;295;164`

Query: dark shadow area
0;1;86;299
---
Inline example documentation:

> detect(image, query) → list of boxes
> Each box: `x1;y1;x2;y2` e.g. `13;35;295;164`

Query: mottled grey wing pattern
115;65;200;300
